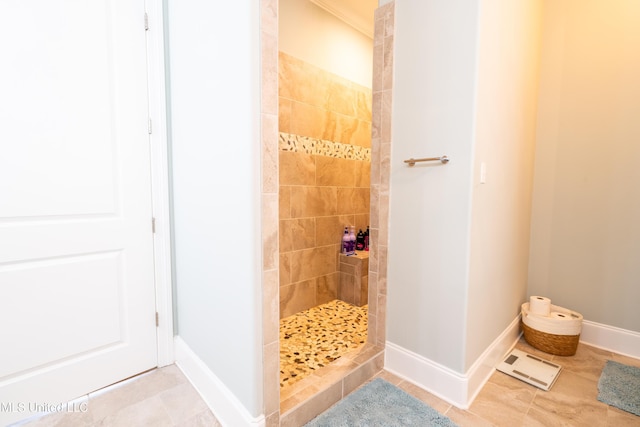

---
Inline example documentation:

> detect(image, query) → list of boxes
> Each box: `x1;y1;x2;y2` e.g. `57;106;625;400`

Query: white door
0;1;157;424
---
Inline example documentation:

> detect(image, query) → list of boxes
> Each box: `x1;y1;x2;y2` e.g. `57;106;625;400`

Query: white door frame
146;0;174;367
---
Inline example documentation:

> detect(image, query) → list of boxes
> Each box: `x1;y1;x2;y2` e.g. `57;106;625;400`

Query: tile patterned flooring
279;300;368;389
16;365;220;427
18;331;640;426
378;338;640;427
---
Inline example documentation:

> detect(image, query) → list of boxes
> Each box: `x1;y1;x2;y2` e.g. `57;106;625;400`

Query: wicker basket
521;321;579;356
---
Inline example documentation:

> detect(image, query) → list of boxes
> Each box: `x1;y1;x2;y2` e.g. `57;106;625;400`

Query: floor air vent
496;348;562;391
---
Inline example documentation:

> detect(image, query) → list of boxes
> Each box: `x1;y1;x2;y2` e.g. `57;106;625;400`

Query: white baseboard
174;336;265;427
385;317;640;410
385;342;469;408
580;320;640;359
384;315;522;409
464;315;522;405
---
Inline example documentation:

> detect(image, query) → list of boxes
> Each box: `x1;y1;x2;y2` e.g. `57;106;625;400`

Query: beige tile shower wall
339;253;369;307
279;52;372;318
279;52;372;148
368;2;395;347
260;0;280;424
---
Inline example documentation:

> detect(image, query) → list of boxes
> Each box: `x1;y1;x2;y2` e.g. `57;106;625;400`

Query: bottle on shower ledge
356;229;365;251
364;226;370;251
342;226;350;255
348;226;356;255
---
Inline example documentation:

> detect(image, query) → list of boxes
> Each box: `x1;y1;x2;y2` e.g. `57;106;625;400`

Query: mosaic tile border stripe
279;132;371;162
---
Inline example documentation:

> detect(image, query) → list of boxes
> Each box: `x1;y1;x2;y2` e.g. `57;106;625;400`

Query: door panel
0;1;156;424
1;1;119;219
1;252;123;378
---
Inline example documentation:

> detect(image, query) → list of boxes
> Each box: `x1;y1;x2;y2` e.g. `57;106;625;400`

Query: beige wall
466;0;542;370
278;52;371;318
528;0;640;332
278;0;373;88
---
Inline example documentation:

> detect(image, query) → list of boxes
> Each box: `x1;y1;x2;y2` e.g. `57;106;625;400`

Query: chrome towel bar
404;156;450;166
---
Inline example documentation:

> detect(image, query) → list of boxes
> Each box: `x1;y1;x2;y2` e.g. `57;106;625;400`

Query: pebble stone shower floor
280;299;368;388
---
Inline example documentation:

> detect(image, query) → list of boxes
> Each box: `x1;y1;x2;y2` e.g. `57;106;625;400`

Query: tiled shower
264;2;396;423
278;51;372;319
277;50;373;398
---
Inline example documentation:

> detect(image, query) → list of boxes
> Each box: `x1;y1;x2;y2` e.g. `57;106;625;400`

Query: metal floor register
496;349;562;391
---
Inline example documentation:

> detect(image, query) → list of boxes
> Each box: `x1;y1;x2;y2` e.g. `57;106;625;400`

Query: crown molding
309;0;375;38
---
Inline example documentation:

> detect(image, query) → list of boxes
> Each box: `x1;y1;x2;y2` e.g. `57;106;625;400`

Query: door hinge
152;217;156;233
148;118;152;134
144;12;149;31
155;312;159;327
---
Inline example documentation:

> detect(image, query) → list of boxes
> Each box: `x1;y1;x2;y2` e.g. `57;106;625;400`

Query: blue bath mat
305;378;458;426
597;360;640;416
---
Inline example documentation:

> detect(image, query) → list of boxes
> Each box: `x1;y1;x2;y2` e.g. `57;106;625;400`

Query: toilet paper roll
550;311;571;320
521;302;583;336
529;296;551;316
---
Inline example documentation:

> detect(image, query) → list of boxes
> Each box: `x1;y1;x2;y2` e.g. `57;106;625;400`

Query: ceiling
309;0;378;38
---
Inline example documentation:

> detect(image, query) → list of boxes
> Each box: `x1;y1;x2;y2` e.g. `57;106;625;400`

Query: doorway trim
146;0;174;367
